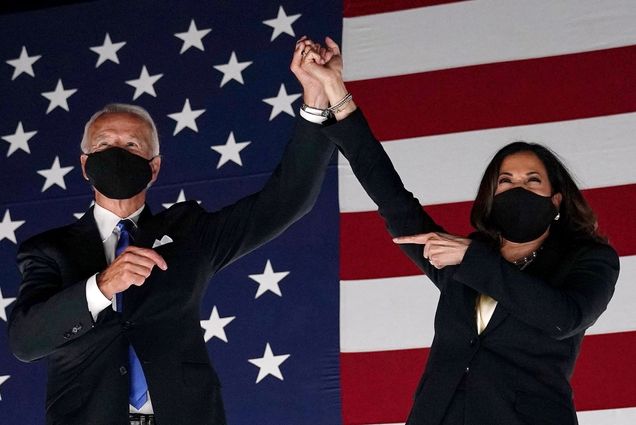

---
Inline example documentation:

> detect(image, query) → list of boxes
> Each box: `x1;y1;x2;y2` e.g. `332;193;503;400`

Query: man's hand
298;36;356;121
97;246;167;300
393;232;471;269
291;36;329;108
321;36;343;77
297;37;342;88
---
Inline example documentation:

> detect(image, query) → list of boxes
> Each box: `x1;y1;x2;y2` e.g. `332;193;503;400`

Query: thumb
325;36;341;55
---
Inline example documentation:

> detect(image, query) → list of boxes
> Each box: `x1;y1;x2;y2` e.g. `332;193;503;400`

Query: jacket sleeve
321;108;448;287
8;239;95;362
453;240;620;339
193;117;336;271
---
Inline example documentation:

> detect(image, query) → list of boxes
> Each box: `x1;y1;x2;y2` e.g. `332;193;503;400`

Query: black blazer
8;118;334;425
322;109;620;425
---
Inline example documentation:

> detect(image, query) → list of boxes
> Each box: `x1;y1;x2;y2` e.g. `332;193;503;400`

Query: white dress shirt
299;107;329;124
476;294;498;334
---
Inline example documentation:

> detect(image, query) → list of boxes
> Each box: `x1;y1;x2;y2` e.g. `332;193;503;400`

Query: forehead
499;151;547;174
88;112;151;139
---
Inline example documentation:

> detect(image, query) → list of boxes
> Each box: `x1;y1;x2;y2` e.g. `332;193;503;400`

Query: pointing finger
393;233;437;245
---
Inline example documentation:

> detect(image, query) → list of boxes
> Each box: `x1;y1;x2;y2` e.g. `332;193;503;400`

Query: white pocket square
152;235;174;248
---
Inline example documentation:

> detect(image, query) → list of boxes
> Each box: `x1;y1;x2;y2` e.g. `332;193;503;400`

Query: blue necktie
115;220;149;409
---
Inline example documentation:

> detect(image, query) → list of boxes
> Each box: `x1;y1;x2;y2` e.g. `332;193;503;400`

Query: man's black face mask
85;147;153;199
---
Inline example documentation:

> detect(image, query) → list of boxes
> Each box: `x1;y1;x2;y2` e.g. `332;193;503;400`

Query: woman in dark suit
298;39;620;424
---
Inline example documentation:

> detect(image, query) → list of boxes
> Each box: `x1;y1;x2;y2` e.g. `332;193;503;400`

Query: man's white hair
80;103;160;155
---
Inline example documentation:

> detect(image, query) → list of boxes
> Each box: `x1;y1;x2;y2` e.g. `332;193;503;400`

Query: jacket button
120;366;128;376
469;337;477;346
465;366;470;373
63;332;72;339
122;321;134;330
72;323;82;334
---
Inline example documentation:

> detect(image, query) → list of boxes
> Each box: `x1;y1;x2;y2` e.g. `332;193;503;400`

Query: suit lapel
132;205;160;249
66;207;107;279
123;205;157;314
459;284;479;333
480;303;509;336
458;280;509;337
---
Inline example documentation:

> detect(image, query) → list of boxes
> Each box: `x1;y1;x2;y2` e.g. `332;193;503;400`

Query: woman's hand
296;38;341;87
393;232;471;269
297;36;357;120
290;37;328;108
315;36;343;82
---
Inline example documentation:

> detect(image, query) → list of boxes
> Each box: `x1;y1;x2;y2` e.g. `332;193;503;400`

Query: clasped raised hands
292;36;342;84
290;36;356;120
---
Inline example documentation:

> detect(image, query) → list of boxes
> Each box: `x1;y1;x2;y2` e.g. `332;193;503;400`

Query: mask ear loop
549;188;561;221
146;154;162;190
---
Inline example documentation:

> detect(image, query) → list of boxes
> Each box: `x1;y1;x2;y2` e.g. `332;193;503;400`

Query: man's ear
80;154;90;180
149;155;161;184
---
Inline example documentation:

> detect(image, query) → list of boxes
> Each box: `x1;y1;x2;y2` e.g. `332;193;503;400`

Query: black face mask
85;147;153;199
490;187;558;243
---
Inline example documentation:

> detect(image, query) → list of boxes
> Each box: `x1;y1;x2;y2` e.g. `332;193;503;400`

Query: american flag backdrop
0;1;342;424
1;1;635;425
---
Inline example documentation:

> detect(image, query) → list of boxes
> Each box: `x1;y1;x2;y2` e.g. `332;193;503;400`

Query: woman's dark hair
470;141;605;245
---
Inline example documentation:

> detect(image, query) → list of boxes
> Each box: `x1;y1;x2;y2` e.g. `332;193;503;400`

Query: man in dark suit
8;41;334;425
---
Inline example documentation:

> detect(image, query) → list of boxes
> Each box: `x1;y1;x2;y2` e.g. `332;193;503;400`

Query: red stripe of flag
340;184;636;280
340;201;472;280
347;45;636;142
572;331;636;411
343;0;466;17
341;348;428;424
340;331;636;424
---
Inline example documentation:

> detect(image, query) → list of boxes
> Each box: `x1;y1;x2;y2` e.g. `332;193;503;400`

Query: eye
497;177;512;185
527;176;541;184
92;141;110;151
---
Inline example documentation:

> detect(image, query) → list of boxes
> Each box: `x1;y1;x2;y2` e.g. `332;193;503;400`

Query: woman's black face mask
490;187;558;243
85;147;153;199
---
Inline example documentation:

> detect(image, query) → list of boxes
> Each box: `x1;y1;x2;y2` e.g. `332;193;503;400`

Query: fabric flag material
1;1;635;424
338;1;636;424
0;1;341;424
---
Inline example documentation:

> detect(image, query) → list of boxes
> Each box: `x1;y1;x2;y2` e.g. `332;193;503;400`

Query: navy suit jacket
8;118;334;425
322;109;620;425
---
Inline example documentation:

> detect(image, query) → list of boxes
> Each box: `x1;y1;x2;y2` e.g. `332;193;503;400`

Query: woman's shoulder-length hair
469;141;606;246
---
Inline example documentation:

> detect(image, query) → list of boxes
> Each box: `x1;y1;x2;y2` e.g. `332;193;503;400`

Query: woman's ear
552;192;563;210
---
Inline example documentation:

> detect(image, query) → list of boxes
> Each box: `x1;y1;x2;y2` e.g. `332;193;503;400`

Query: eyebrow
498;171;542;176
92;134;141;143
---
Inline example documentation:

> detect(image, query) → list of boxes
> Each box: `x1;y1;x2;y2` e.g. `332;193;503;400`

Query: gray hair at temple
80;103;160;156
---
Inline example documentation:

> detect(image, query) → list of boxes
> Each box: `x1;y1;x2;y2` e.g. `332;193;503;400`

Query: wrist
333;100;357;121
303;90;329;109
96;273;114;300
323;76;348;105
